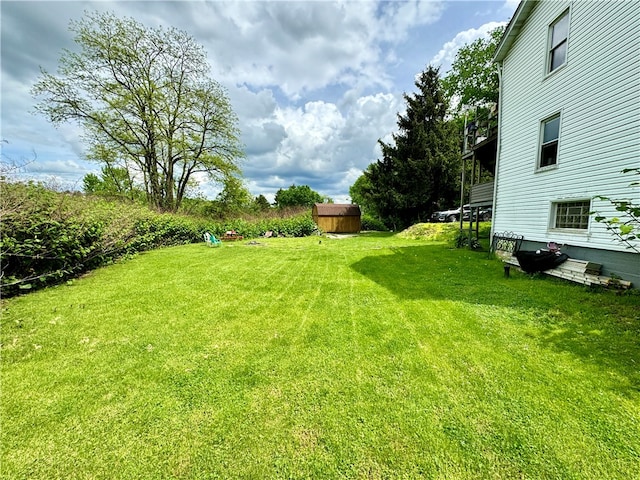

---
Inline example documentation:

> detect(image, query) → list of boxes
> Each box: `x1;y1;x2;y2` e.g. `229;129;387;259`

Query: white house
492;0;640;285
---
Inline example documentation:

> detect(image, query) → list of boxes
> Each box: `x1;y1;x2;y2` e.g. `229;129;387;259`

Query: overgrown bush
397;222;459;241
361;215;387;232
396;222;491;248
126;214;203;252
0;181;320;297
2;183;102;295
453;229;481;250
1;182;203;296
207;213;318;239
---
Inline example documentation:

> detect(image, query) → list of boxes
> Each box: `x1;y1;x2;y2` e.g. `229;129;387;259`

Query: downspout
490;62;504;248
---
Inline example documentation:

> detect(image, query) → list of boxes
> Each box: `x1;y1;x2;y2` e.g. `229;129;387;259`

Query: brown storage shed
312;203;361;233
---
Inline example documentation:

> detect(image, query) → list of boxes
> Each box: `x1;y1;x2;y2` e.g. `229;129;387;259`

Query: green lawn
2;234;639;479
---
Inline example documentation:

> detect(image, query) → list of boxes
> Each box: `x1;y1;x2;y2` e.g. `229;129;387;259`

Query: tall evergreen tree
253;194;271;211
364;66;460;229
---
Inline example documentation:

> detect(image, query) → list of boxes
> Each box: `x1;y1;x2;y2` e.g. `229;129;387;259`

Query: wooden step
500;255;630;289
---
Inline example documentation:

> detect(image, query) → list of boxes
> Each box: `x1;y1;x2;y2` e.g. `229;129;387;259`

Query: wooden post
459;157;466;231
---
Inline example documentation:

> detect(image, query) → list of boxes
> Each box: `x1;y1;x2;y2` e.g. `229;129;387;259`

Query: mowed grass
1;233;639;479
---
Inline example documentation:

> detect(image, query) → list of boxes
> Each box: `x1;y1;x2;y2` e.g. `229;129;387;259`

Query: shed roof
313;203;361;217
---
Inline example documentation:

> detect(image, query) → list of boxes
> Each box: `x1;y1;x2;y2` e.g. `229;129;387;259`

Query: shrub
127;214;203;252
361;215;387;232
0;182;205;297
1;183;107;295
397;222;459;241
453;229;482;250
0;181;321;297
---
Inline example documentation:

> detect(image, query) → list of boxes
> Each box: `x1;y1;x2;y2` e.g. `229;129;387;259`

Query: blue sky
1;0;518;203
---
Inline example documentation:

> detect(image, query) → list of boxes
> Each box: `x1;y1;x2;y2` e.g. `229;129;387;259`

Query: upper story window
539;114;561;168
548;10;570;73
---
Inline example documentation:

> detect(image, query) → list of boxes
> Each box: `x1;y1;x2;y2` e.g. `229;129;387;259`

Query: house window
553;200;590;230
539;114;560;168
548;10;569;73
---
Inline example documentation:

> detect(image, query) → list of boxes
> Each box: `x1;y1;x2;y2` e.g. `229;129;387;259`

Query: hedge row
361;215;388;232
0;181;318;297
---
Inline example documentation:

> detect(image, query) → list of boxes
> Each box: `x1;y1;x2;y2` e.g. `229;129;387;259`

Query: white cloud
269;101;346;186
377;0;445;43
230;90;401;202
430;21;507;72
228;85;278;121
2;0;517;203
171;0;445;98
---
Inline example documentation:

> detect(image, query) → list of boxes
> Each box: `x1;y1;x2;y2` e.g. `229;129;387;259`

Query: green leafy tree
442;26;505;110
216;176;253;216
363;66;460;229
349;170;377;214
82;165;142;201
33;11;243;212
274;184;325;208
81;173;102;194
592;168;640;253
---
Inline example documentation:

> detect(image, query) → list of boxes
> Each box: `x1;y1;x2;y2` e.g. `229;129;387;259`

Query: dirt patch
325;233;358;239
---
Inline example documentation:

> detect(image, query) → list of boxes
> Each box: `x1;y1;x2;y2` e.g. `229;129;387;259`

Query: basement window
552;200;591;230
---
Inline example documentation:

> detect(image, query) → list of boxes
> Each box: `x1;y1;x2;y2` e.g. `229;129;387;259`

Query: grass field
1;233;639;479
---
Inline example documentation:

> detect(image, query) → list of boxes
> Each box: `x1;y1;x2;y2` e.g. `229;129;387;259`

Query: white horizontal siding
495;0;640;253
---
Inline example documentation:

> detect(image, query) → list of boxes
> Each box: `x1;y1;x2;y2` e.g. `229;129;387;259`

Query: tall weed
0;181;319;296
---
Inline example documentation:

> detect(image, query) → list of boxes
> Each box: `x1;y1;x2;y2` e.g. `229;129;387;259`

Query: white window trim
544;8;571;78
536;112;562;172
548;199;592;233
